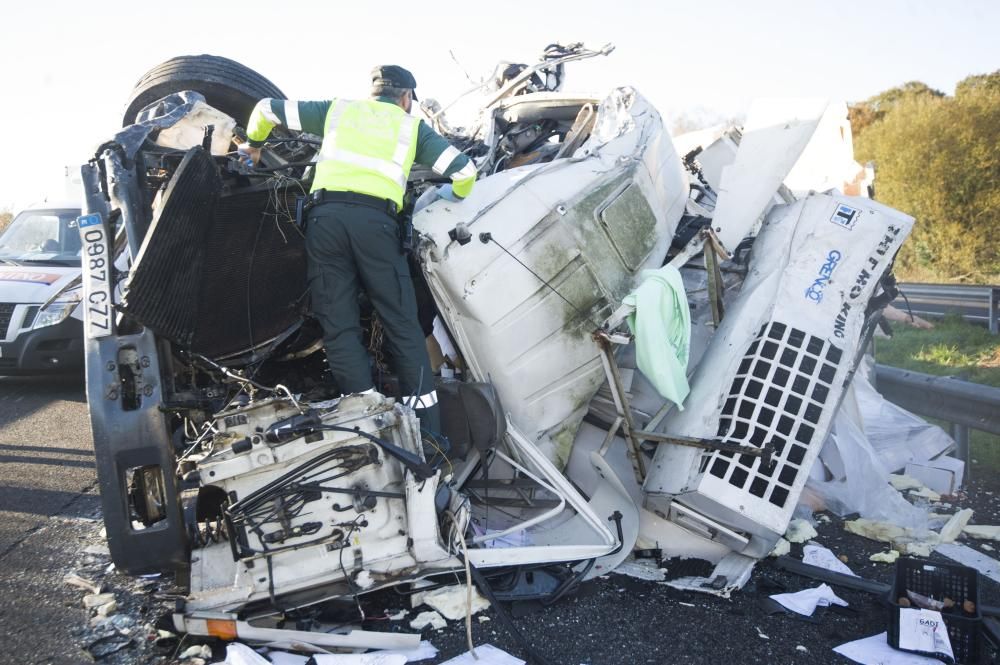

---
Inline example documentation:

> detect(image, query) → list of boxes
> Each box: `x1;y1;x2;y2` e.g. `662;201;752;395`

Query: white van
0;202;84;374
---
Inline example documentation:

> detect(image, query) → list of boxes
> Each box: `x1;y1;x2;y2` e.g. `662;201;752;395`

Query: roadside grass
874;315;1000;472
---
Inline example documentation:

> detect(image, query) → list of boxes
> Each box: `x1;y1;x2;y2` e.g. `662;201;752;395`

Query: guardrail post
951;423;971;481
990;287;999;335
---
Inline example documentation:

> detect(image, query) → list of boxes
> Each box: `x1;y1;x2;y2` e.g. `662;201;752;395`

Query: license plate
77;213;114;339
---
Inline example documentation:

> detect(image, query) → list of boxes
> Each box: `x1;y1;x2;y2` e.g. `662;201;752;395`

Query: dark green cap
371;65;418;100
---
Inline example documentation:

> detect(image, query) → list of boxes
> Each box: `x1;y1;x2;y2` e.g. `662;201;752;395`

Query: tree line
850;72;1000;284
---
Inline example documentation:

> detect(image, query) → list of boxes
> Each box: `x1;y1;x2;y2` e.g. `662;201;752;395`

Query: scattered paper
784;519;818;544
409;610;447;631
833;632;945;665
312;655;407;665
439;644;525;665
265;652;310;665
803;544;856;576
898;608;953;661
870;550;900;564
220;643;270;665
371;640;438;663
769;584;848;616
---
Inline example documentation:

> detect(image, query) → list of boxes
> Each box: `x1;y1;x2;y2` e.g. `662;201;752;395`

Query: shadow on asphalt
0;374;87;427
0;486;100;517
0;443;93;456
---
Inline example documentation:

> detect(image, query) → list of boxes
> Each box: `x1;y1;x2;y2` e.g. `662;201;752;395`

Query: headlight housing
32;301;79;330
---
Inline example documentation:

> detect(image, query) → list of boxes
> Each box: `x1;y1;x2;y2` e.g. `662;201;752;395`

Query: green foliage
852;71;1000;283
0;209;12;234
875;315;1000;387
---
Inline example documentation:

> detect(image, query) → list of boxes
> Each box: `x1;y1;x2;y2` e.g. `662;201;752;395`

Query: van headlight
32;301;78;330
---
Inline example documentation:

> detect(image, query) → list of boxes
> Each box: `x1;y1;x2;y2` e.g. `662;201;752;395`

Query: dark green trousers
305;201;439;432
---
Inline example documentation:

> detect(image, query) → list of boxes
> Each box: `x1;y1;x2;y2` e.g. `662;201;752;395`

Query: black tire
122;54;285;127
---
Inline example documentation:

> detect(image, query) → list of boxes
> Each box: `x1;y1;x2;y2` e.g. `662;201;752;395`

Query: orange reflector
206;618;238;640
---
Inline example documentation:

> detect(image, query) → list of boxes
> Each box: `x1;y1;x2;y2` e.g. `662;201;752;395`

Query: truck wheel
122;54;285;127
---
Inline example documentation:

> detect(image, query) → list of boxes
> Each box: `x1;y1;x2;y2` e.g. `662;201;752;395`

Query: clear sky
2;0;997;210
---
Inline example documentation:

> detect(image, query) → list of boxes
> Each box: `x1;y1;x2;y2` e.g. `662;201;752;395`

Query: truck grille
0;303;15;338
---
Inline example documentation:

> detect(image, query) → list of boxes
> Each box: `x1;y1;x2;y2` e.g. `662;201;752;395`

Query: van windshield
0;209;82;267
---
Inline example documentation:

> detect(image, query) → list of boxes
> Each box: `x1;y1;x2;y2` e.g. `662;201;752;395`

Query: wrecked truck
77;45;912;645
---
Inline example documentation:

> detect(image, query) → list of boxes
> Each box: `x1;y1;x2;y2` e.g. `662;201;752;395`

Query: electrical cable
479;233;604;331
444;511;477;659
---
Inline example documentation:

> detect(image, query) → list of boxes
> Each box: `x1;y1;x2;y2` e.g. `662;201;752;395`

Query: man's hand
238;144;262;167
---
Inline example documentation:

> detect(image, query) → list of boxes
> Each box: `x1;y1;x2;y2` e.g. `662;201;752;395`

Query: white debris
844;518;940;555
439;644;525;665
478;615;491;623
410;610;447;631
912;486;942;501
784;519;818;544
385;609;408;621
95;600;117;617
802;544;856;576
179;644;213;660
755;626;770;640
834;632;943;665
796;645;809;653
219;643;270;665
266;651;310;665
768;538;791;557
353;570;374;589
64;573;101;594
939;508;974;543
313;653;407;665
982;544;995;552
964;524;1000;540
82;593;115;609
83;544;111;557
413;585;490;621
612;559;667;581
888;474;924;491
869;550;900;564
769;584;848;616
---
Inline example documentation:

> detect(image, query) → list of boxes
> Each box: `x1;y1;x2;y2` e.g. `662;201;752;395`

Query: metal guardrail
874;363;1000;477
894;282;1000;334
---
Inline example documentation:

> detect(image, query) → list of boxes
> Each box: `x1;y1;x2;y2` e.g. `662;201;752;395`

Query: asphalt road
0;373;103;664
2;371;1000;665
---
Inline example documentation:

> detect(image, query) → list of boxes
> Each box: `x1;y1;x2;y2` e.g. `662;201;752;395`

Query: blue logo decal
804;250;842;303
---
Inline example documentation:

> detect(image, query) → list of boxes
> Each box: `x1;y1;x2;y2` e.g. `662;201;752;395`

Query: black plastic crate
888;557;981;664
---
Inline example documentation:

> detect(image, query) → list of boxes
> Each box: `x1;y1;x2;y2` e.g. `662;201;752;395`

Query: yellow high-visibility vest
312;99;420;208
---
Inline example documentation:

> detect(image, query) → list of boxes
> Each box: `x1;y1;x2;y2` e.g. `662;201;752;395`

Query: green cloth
622;265;691;410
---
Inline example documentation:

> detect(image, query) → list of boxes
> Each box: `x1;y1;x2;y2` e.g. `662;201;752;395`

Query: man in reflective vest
244;65;476;432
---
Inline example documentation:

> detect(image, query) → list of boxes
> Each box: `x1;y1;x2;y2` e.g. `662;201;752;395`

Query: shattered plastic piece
769;583;848;616
768;538;791;558
82;592;115;609
413;585;490;621
870;551;900;564
939;508;973;544
611;559;667;581
663;552;755;598
833;632;944;665
785;519;818;544
935;542;1000;584
796;645;809;653
802;544;856;577
906;590;945;612
755;627;770;640
180;644;214;660
385;609;408;621
439;644;525;665
963;525;1000;540
409;611;447;631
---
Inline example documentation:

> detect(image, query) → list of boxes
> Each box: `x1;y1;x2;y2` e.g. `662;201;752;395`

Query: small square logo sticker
830;204;860;230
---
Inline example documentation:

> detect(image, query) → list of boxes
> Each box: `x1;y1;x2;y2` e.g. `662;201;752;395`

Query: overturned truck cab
78;47;913;643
